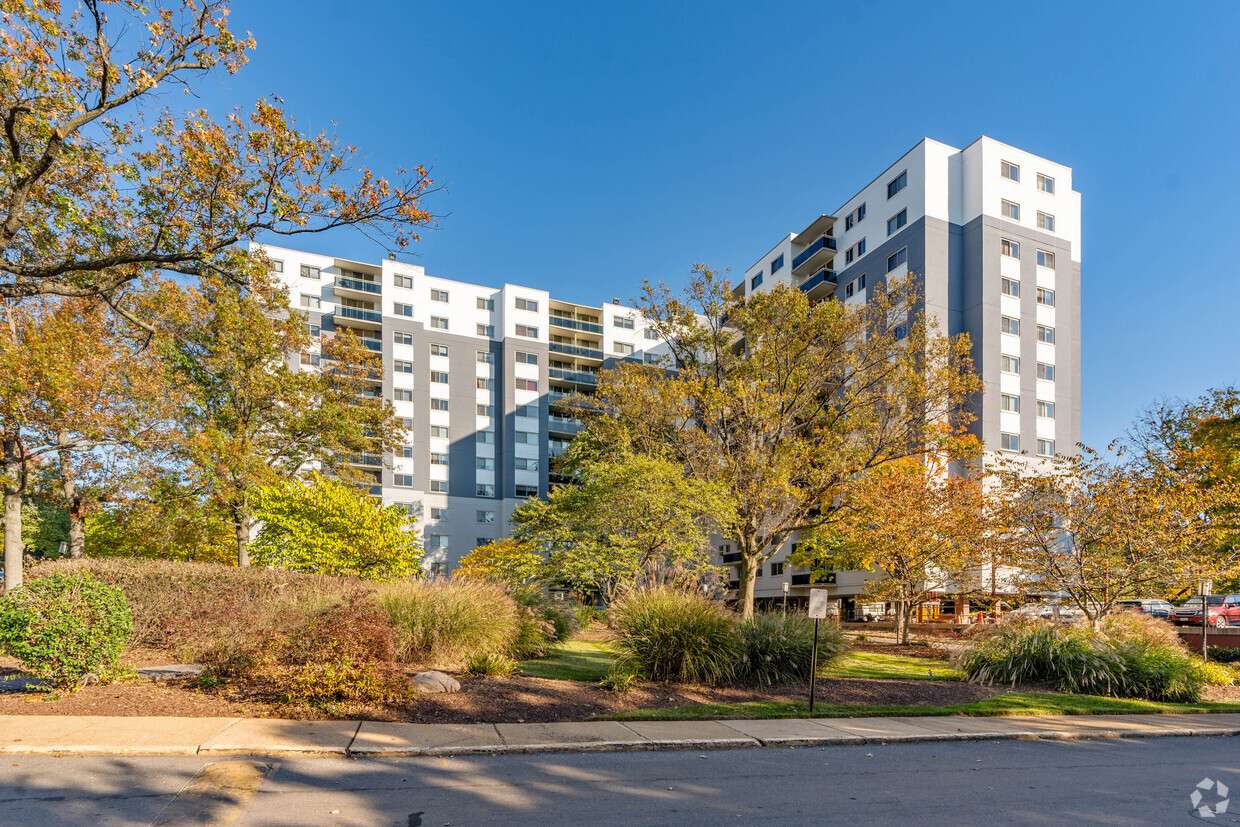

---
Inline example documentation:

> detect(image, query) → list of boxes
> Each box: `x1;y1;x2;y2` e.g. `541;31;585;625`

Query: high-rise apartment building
261;243;669;574
736;136;1081;609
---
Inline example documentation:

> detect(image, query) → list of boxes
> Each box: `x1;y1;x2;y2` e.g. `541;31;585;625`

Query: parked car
1011;603;1086;623
1112;599;1176;620
1170;595;1240;627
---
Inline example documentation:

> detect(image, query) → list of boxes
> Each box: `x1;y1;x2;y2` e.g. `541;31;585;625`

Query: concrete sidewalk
0;713;1238;757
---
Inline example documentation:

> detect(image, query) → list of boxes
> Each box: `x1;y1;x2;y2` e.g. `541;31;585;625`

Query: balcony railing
549;342;604;359
549;367;597;384
335;306;382;324
799;268;838;293
721;552;742;564
791;573;813;586
368;484;382;496
549;316;604;334
360;338;382;351
350;453;383;466
791;235;837;270
337;276;381;295
548;415;584;433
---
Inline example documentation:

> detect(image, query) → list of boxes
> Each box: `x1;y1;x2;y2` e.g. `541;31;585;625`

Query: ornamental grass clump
0;571;132;689
609;587;742;685
375;577;521;668
737;611;848;686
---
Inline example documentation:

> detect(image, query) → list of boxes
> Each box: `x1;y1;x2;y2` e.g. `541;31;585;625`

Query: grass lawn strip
823;651;961;681
518;639;614;681
593;692;1240;722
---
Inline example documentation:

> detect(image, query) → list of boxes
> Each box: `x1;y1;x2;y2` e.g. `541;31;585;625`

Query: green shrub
737;612;848;686
508;587;580;659
954;619;1125;696
464;652;518;677
609;587;741;685
376;578;521;668
0;571;132;689
1207;646;1240;664
599;668;638;693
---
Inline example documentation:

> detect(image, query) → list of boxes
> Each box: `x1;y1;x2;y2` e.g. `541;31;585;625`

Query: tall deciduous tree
582;267;980;618
0;1;435;309
169;278;404;565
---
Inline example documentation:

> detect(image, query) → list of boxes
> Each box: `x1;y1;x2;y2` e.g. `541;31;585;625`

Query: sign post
807;589;830;713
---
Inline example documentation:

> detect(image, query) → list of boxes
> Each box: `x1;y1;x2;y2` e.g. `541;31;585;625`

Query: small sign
808;588;831;619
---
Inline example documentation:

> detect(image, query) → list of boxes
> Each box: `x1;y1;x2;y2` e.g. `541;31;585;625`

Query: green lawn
519;639;615;681
823;651;961;681
593;692;1240;722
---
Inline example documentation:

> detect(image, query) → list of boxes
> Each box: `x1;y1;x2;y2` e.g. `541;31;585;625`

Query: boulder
413;670;461;693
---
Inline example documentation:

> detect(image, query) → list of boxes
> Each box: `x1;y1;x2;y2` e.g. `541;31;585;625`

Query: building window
771;562;784;576
431;316;448;330
1037;173;1054;194
398;446;414;458
515;404;538;417
887;170;907;198
394;359;413;374
299;352;321;367
887;209;907;236
1037;439;1056;457
477;324;495;337
431;480;450;494
394;275;413;289
1037;212;1055;232
846;203;866;229
270;259;284;273
430;507;448;520
394;302;414;317
399;416;413;430
477;510;495;524
516;324;538;338
1036;287;1055;307
750;272;763;290
614;342;634;355
1001;239;1020;259
1037;400;1056;419
430;425;449;439
614;316;635;330
300;264;320;279
1001;433;1020;452
1001;316;1020;336
858;274;866;289
893;325;908;340
431;288;449;302
431;398;449;411
515;484;539;498
515;458;538;471
299;294;320;309
476;457;494;470
430;343;449;357
395;389;414;401
1001;277;1020;297
1037;325;1055;344
1037;250;1056;268
1001;393;1020;413
307;323;321;338
845;282;854;299
516;378;538;391
1001;199;1020;220
476;404;495;417
393;331;412;345
516;297;539;312
477;297;494;311
476;483;495;497
476;378;494;390
431;453;449;466
1001;160;1020;182
771;254;784;273
887;247;908;273
1001;355;1020;374
1037;362;1055;381
394;474;414;487
477;350;495;364
644;329;658;340
430;370;449;384
514;430;537;444
516;351;538;365
476;430;494;443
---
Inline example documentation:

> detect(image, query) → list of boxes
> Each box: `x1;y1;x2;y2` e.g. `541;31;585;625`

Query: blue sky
205;1;1239;448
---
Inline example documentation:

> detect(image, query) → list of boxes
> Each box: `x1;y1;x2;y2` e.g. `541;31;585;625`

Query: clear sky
202;0;1239;449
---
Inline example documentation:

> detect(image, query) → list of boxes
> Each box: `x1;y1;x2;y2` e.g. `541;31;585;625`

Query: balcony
333;305;383;330
335;276;382;298
360;338;382;352
549;342;604;360
791;573;813;586
367;484;382;497
791;235;837;275
548;415;584;434
721;552;742;564
549;367;597;384
349;453;383;467
799;268;838;300
549;316;603;334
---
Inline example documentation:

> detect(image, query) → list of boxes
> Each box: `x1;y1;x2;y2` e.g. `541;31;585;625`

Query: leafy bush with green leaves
737;612;848;686
464;652;518;677
609;587;741;685
0;571;132;688
375;578;521;668
599;668;638;693
1207;646;1240;664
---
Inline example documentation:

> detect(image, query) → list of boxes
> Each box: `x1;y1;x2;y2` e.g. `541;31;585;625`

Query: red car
1170;595;1240;627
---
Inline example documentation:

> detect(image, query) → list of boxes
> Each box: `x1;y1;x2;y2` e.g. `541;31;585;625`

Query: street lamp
783;581;789;615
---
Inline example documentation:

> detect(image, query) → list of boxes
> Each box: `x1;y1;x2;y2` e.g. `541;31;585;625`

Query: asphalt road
0;736;1237;826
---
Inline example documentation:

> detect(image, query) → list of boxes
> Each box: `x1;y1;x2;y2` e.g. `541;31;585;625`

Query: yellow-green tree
249;474;421;581
581;267;981;618
457;539;545;588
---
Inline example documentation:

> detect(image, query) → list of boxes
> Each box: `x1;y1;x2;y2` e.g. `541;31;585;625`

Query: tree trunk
892;600;907;645
3;434;24;590
735;550;759;620
236;516;251;567
901;602;913;645
56;434;85;558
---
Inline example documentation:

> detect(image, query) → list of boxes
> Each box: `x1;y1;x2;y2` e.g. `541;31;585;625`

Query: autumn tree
580;268;980;618
249;474;421;581
457;539;546;588
0;1;434;310
995;448;1240;629
85;474;234;563
791;454;993;643
168;278;404;565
